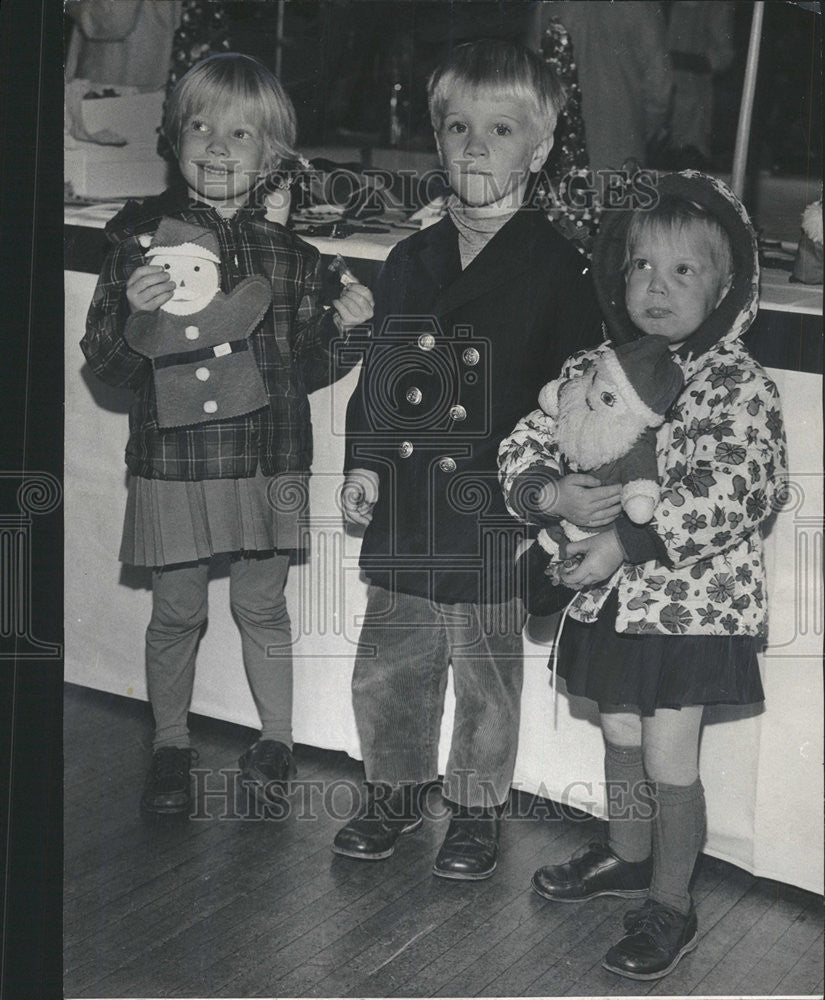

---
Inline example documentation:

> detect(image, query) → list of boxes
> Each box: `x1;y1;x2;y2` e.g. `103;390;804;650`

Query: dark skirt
557;590;765;716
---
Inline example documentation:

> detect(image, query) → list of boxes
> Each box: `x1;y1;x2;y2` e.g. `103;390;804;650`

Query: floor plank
699;881;823;996
63;683;824;998
314;803;557;997
351;807;574;997
773;934;825;997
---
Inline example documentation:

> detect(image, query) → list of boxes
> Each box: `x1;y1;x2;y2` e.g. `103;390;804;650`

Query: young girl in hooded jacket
498;171;787;981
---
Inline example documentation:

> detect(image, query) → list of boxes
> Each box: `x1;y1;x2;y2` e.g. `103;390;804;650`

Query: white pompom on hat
141;217;221;264
596;335;684;427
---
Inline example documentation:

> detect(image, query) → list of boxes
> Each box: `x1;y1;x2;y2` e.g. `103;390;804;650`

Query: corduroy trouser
352;584;525;807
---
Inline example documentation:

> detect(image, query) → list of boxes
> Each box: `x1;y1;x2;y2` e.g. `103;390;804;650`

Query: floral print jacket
499;172;788;639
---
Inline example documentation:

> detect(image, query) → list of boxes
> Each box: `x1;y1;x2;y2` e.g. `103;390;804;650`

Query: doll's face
556;368;650;471
152;254;220;315
583;370;632;418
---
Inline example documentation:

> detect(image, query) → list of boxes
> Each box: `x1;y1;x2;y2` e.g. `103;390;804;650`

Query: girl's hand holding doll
540;474;623;529
126;264;175;313
560;527;625;589
332;282;374;331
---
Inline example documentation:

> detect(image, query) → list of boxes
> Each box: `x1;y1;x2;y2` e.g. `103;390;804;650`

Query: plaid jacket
81;186;352;480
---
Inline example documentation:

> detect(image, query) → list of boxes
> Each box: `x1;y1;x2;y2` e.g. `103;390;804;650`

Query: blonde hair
624;197;733;282
163;53;297;171
427;38;566;140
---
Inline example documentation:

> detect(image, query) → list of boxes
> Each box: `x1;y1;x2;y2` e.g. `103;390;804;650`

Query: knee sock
650;778;706;915
605;742;652;863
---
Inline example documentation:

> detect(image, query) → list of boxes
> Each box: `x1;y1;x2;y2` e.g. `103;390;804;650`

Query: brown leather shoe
532;840;651;902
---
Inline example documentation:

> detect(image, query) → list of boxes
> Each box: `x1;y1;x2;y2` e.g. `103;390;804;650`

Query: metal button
195;367;210;381
438;457;456;473
418;333;436;351
399;440;414;458
405;387;422;405
203;400;218;414
185;325;200;340
449;404;467;421
462;347;479;366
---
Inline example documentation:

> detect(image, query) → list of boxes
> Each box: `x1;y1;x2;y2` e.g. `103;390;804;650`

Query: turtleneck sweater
446;194;520;269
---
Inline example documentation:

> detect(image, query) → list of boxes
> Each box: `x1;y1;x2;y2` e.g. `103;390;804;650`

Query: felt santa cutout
124;217;271;429
520;335;684;613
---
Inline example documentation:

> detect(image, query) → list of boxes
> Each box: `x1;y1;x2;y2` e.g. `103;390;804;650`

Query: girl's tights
601;705;705;916
146;552;294;751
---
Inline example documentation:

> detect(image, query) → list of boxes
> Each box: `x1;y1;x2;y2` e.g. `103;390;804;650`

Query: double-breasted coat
344;207;603;605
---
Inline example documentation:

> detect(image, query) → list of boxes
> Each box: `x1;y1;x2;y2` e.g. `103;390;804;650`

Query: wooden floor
64;683;824;999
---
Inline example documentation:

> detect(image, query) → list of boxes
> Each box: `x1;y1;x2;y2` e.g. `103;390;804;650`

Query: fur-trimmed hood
591;171;760;360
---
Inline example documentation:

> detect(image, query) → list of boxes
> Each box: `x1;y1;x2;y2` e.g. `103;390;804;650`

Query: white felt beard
555;373;651;471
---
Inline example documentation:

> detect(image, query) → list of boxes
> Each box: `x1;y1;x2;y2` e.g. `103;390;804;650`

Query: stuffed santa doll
124;217;271;429
520;335;684;613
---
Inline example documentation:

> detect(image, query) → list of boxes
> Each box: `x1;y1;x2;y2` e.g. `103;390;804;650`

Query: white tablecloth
65;265;823;895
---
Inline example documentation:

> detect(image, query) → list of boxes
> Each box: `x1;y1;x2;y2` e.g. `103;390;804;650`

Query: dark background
204;1;823;174
2;0;64;996
63;0;822;172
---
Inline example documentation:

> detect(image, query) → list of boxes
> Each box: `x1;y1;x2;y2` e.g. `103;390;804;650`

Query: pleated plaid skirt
119;470;303;567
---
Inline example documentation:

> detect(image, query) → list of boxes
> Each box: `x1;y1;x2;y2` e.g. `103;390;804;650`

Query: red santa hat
596;336;684;427
141;217;221;264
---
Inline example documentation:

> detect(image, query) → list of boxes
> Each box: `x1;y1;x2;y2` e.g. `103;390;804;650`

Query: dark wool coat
345;207;603;605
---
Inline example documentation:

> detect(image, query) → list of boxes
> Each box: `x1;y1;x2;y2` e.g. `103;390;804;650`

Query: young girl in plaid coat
81;53;373;814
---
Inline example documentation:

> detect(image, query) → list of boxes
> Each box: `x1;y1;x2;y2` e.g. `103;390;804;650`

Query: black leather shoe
238;740;297;803
531;840;652;902
432;809;499;881
141;747;199;814
332;784;423;860
602;899;698;980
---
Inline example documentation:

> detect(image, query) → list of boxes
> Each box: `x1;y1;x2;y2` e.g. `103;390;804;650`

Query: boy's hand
126;264;175;313
540;474;623;529
340;468;379;527
560;528;625;589
332;282;374;331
